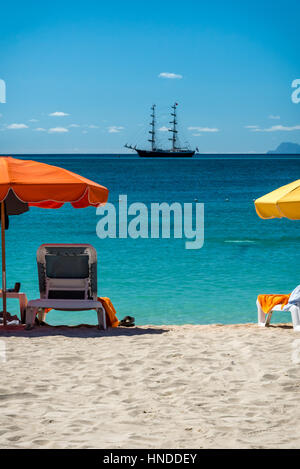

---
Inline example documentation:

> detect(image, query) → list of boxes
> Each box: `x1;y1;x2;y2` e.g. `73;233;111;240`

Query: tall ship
125;103;197;158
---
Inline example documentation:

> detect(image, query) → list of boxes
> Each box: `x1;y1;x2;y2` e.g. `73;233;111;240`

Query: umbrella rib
276;185;300;219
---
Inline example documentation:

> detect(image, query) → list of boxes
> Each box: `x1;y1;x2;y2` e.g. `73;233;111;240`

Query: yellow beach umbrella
255;180;300;220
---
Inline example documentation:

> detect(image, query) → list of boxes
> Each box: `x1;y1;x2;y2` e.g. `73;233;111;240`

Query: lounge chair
257;297;300;331
25;244;106;330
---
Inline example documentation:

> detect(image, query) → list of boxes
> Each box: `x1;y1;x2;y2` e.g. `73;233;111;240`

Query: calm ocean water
5;154;300;325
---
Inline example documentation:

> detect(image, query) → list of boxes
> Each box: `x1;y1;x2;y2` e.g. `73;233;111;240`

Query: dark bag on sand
119;316;135;327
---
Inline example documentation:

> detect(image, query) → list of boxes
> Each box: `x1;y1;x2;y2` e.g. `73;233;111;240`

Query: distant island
267;142;300;154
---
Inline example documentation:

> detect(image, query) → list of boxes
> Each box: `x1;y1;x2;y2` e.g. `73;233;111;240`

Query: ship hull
136;149;195;158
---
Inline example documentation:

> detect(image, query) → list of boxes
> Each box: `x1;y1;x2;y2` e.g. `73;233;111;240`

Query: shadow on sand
0;324;169;338
267;323;294;330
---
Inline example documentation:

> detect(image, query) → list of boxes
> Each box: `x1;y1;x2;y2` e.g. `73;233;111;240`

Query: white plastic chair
0;290;27;323
257;298;300;331
26;244;106;330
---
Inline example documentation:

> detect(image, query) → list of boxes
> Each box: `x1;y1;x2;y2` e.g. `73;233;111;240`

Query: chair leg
257;298;266;326
289;305;300;331
25;306;37;330
97;306;107;330
265;311;273;326
19;294;28;324
37;308;46;323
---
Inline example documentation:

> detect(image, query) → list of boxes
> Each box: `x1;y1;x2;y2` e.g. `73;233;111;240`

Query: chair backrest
36;244;98;301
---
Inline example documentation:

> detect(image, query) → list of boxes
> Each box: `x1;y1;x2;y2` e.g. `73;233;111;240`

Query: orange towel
257;293;290;314
98;297;119;328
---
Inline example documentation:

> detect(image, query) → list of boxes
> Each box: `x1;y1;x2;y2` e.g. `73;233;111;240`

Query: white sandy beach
0;323;300;449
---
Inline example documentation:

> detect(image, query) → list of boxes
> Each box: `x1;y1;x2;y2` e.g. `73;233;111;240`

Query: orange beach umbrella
0;156;109;325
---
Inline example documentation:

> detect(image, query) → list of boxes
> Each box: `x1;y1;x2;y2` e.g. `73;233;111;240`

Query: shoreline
0;321;296;330
0;322;297;338
1;323;300;448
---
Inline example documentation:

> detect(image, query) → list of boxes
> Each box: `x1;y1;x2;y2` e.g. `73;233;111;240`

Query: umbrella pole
1;202;7;326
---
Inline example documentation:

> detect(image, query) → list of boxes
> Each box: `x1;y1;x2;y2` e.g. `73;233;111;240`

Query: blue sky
0;0;299;153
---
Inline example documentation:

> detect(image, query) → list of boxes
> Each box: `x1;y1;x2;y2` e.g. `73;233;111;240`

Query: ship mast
168;103;178;151
148;104;156;151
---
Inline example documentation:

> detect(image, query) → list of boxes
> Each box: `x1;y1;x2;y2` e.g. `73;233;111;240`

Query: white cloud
6;123;28;129
158;72;183;79
49;111;70;117
29;118;39;122
244;125;259;129
69;124;80;128
48;127;69;133
188;126;219;132
87;124;99;129
33;127;46;132
251;125;300;132
192;133;201;137
269;115;280;120
158;126;169;132
107;126;124;133
82;130;88;134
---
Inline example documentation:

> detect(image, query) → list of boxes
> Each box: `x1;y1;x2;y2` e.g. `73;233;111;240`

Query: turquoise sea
4;154;300;326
